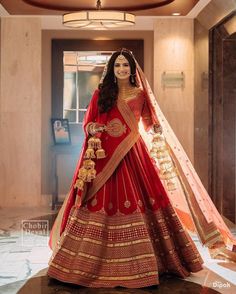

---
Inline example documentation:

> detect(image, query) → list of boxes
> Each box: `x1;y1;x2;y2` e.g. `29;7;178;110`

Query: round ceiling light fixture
63;0;135;29
172;12;181;16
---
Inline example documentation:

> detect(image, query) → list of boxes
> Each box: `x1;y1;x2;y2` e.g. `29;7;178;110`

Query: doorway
209;12;236;223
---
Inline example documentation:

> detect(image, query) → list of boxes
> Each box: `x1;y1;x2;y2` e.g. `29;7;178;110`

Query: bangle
86;122;96;135
87;122;106;135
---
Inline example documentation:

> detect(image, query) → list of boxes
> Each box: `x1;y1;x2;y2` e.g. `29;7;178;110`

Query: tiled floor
0;207;235;294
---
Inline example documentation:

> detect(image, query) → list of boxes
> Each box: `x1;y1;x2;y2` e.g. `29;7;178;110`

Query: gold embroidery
49;192;71;251
138;200;143;206
168;145;223;246
67;234;150;247
106;118;127;137
77;252;155;263
91;198;97;207
73;270;158;281
61;247;76;256
48;203;204;286
191;258;200;263
204;235;223;247
51;261;157;281
71;216;145;229
51;262;70;273
117;97;139;131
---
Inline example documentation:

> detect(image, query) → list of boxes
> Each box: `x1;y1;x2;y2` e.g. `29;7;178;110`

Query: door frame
51;39;144;131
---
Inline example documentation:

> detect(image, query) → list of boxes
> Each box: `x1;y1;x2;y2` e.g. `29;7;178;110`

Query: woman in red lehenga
47;48;236;288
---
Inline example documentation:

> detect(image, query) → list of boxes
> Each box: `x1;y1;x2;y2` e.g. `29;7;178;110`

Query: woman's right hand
87;122;107;135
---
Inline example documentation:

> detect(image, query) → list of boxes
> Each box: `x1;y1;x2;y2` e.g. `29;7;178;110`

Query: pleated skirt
47;137;203;288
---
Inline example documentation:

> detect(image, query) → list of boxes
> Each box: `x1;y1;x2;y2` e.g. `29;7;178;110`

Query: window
51;39;144;133
63;51;112;124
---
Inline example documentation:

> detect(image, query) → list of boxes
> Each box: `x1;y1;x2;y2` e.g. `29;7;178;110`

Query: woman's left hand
152;124;163;134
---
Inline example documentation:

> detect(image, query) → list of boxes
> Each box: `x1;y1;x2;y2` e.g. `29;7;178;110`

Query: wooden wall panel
0;18;45;207
154;19;194;163
194;19;209;190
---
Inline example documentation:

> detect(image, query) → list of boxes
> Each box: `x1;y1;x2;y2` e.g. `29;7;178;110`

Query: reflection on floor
0;207;235;294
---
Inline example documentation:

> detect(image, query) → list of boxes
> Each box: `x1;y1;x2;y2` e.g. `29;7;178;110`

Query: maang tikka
117;48;125;61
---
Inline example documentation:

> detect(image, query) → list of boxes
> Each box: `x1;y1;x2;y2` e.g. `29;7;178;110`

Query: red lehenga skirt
47;136;203;288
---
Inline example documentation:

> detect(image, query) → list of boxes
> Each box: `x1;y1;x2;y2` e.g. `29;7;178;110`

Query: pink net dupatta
136;63;236;261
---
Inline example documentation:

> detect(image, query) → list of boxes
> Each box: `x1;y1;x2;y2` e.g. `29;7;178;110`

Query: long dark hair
98;49;138;113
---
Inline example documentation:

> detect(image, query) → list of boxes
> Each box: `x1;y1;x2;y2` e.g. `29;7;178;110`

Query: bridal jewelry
150;133;177;191
118;86;140;101
74;134;106;191
117;50;125;60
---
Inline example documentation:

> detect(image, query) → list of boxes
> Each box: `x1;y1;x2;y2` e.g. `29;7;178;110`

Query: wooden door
209;13;236;223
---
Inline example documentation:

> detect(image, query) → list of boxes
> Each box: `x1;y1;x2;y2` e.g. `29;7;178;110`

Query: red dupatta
136;63;236;261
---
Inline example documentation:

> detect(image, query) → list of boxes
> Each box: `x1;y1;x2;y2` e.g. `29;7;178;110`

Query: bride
47;48;236;288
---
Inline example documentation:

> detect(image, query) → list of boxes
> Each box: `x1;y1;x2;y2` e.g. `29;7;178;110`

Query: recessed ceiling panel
1;0;200;16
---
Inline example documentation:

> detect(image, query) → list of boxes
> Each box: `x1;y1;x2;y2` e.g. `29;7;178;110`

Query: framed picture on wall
51;118;71;145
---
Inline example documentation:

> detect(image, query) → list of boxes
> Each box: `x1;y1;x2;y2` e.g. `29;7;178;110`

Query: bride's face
114;55;131;81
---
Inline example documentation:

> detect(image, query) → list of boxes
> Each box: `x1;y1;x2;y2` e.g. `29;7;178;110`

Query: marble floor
0;206;236;294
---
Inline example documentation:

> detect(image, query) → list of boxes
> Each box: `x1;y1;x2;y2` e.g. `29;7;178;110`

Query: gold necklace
118;87;141;100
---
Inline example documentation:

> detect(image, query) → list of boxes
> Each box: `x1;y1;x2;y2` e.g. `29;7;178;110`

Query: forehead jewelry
117;54;125;61
117;49;126;60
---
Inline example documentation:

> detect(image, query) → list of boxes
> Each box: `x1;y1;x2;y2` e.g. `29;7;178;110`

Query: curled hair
98;49;138;113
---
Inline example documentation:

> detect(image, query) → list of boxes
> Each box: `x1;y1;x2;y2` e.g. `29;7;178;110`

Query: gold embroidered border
50;262;157;281
85;98;140;201
117;98;139;132
168;146;222;246
75;252;154;263
70;216;145;229
61;247;76;256
50;192;71;251
67;234;150;247
209;247;236;262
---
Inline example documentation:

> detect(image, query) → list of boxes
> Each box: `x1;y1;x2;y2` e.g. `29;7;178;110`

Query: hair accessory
117;48;126;61
117;54;125;61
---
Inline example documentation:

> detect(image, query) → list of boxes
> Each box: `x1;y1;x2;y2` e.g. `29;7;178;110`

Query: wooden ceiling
0;0;200;16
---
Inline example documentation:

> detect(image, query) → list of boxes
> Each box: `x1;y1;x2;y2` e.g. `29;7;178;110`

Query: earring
130;74;136;83
114;76;117;83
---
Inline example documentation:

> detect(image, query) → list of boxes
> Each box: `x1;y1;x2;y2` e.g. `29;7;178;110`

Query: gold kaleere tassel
166;179;177;191
87;169;96;182
96;148;106;159
150;133;177;191
94;137;102;149
83;159;95;169
74;178;85;190
93;137;106;159
78;167;88;181
88;137;96;149
84;148;96;159
74;135;106;192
